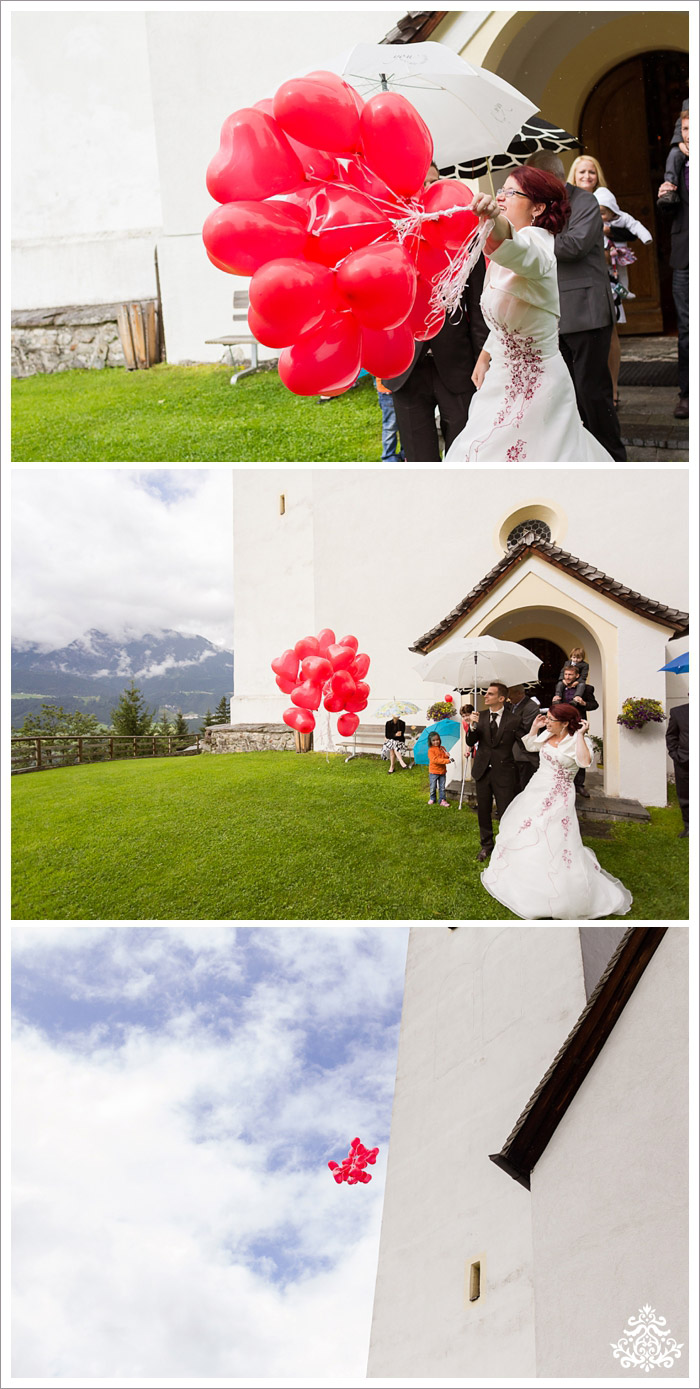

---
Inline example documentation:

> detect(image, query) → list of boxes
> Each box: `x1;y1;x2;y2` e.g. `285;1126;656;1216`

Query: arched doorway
580;51;689;334
518;637;567;708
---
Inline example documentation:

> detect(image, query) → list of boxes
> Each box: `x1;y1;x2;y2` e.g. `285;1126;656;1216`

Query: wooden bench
206;290;260;384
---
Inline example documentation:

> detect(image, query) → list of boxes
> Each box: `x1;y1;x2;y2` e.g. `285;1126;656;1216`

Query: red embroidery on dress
562;848;572;870
537;747;571;812
467;307;544;461
561;816;570;839
517;818;532;834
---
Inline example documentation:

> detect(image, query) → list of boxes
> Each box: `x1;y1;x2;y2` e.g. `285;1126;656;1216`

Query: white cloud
11;928;407;1379
11;469;233;649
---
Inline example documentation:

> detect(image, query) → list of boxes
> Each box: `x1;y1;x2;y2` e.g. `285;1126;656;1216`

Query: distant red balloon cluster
328;1136;379;1185
203;70;477;395
271;628;371;739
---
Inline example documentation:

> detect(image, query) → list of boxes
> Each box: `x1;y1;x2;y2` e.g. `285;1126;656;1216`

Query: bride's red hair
509;167;570;235
550;702;584;731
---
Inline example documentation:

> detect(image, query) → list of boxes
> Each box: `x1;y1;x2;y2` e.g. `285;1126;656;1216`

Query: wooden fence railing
11;733;201;773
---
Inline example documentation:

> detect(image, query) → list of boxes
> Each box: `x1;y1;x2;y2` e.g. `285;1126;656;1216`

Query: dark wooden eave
381;11;449;45
489;926;668;1190
409;538;689;653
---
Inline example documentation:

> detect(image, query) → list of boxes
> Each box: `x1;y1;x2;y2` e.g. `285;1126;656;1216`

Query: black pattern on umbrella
438;115;579;181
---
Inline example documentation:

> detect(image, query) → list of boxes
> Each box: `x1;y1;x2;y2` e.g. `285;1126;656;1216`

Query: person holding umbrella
376;700;418;773
465;682;525;860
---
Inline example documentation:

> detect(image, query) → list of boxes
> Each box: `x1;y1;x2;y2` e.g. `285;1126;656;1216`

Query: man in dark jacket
658;108;689;419
384;163;488;460
465;682;524;860
384;262;488;460
508;684;541;792
666;702;689;838
526;151;626;461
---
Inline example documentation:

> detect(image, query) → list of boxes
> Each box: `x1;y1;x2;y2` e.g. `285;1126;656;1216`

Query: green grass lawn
12;752;689;921
11;364;384;462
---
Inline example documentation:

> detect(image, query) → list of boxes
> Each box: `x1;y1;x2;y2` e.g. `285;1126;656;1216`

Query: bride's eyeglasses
497;189;530;200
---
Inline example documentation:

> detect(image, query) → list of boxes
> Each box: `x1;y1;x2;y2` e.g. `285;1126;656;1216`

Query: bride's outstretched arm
575;720;592;767
470;192;512;252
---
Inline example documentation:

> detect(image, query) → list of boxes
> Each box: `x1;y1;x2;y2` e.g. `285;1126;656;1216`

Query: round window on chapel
506;519;552;550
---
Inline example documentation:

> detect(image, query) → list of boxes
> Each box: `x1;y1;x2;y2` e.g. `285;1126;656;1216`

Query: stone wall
11;301;155;376
202;723;298;754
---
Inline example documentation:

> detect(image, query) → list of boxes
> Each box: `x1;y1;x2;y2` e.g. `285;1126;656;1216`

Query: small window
469;1260;481;1302
506;518;551;550
279;494;286;515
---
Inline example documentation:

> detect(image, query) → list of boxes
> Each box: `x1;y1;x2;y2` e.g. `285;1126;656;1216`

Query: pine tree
111;683;153;736
213;695;230;724
16;704;102;737
200;709;215;735
155;710;173;737
173;710;189;736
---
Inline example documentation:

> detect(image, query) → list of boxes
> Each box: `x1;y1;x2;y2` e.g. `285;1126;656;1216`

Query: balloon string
427;220;492;325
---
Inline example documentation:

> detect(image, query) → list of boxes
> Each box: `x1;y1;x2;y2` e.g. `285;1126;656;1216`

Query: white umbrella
414;636;541;699
341;42;538;168
414;636;542;811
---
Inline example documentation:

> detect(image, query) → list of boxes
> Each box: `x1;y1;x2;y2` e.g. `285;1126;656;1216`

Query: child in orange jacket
427;732;453;807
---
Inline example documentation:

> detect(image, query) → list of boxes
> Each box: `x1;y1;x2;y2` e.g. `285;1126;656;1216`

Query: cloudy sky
11;468;233;650
11;925;408;1380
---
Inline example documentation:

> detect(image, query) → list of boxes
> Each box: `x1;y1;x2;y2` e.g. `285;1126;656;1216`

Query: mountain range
11;629;234;729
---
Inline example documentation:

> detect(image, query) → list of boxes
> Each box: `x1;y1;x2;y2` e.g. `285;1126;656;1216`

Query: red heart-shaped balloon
295;636;320;661
206;108;305;205
337;242;417;330
323;690;345;712
250;258;335;343
350;653;370;680
361;91;433;198
344;693;368;714
202;200;308;277
330;670;356;698
301;655;333;683
337;635;359;654
327;644;355;671
273;71;362;154
338;712;360;737
421;179;479;252
291;680;322;711
406;275;445;342
316;627;336;654
278;312;362;397
308;184;393;268
283;706;315;733
276;673;297;694
272;649;300;681
361;322;415;379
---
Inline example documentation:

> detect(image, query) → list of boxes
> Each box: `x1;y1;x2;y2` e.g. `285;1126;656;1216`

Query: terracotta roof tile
381;11;448;44
409;538;689;652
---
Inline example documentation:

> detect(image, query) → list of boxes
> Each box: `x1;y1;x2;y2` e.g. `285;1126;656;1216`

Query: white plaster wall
229;470;687;805
231;470;315;724
367;926;589;1379
531;928;689;1378
12;12;162;308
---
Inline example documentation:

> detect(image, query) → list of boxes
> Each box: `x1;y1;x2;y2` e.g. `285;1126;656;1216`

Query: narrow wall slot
469;1260;481;1302
279;495;286;515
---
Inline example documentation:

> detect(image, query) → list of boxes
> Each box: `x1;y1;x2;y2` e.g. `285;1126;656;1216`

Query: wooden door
580;58;661;334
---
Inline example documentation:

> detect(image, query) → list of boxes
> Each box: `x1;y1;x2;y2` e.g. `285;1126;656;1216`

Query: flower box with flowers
617;697;666;731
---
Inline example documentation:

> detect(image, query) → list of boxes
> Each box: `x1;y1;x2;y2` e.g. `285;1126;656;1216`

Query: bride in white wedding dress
482;703;633;920
445;168;613;463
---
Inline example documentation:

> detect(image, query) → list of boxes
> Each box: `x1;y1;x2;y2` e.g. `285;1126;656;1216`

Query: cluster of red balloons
203;70;478;395
271;628;370;738
328;1137;379;1185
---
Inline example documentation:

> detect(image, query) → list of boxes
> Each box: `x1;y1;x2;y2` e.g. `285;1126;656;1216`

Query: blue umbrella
412;718;461;766
659;653;689;673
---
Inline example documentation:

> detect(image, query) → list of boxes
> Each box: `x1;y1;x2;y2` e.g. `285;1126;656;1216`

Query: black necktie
491;714;499;737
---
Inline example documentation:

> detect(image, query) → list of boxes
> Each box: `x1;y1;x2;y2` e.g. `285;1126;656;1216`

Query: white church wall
231;470;315;724
230;470;687;803
530;928;688;1378
367;927;589;1379
12;12;162;309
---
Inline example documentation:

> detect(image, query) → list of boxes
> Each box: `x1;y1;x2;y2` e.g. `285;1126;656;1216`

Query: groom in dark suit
383;162;488;460
465;682;524;861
